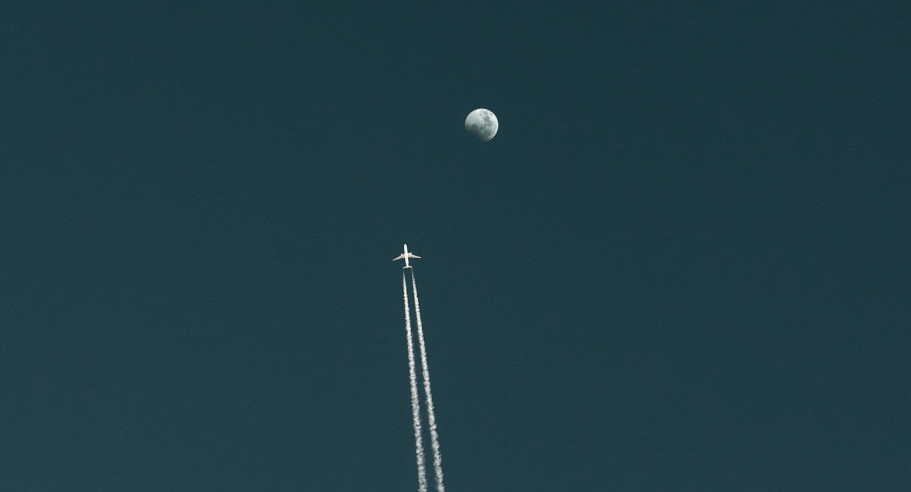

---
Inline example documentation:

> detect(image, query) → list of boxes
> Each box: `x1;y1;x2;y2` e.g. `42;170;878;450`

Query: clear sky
1;1;909;490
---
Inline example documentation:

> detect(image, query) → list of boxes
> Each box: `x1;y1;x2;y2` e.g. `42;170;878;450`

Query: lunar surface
464;108;498;141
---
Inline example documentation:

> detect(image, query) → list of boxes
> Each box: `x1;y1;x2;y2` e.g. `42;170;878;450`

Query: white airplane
393;243;421;268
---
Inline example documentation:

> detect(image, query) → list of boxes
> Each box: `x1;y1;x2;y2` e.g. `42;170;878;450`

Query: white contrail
403;271;428;492
411;271;445;492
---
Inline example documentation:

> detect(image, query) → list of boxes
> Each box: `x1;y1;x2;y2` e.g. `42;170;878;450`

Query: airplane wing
410;254;421;259
393;254;405;261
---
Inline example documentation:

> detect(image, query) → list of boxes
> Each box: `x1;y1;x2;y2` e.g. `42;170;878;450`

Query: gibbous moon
464;108;498;142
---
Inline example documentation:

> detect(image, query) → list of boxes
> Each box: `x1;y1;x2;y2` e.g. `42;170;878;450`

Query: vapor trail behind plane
403;271;428;492
411;271;445;492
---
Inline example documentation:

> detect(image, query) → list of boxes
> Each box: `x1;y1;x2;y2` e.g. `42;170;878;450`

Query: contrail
403;271;428;492
411;270;445;492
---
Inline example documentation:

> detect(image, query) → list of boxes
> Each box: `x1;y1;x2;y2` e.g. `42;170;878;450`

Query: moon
464;108;498;142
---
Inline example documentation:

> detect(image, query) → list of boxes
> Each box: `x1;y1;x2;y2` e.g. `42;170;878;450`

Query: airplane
393;243;421;268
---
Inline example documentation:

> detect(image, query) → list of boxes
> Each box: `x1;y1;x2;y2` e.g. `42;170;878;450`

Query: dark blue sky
2;2;909;490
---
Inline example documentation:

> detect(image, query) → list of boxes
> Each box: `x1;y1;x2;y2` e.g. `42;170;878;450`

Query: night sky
2;2;909;490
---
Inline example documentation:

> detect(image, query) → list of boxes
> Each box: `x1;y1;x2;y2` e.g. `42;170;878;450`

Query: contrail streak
403;271;428;492
411;271;445;492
